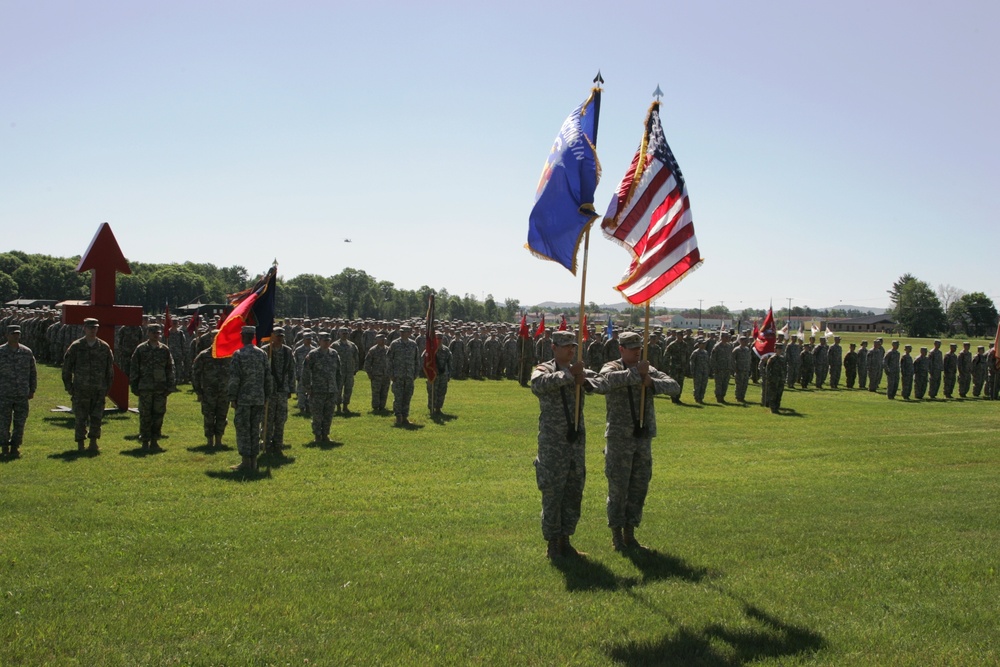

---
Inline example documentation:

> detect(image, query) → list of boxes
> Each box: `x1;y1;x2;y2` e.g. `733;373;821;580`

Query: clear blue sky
2;1;997;312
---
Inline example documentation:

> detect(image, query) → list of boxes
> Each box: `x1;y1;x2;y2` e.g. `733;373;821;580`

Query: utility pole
698;299;703;328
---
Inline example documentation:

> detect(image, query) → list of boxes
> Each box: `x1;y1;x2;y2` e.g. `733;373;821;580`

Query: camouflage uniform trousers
958;370;972;397
296;379;309;414
0;398;29;449
885;370;900;400
137;392;168;443
535;437;586;541
943;372;957;399
71;389;107;441
604;435;652;529
914;371;928;399
713;370;730;401
868;365;883;392
734;370;750;402
265;393;289;446
901;367;914;400
814;361;828;388
426;376;449;411
928;370;941;398
828;362;841;388
200;388;229;438
692;370;709;403
845;366;857;389
369;375;389;410
336;373;355;410
311;392;335;440
392;377;415;419
234;403;264;457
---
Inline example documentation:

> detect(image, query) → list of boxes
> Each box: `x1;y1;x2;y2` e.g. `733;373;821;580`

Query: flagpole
574;225;592;430
639;301;650;427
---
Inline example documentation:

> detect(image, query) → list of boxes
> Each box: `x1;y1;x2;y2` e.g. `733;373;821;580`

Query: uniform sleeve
530;365;574;396
62;344;75;392
648;367;680;397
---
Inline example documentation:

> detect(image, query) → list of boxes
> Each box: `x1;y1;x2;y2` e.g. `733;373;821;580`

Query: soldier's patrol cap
920;347;928;352
318;331;332;340
272;326;285;335
978;345;985;351
861;340;868;345
551;331;577;347
904;344;912;350
339;327;349;334
302;330;314;339
963;341;971;347
147;324;162;333
241;326;256;335
775;343;785;350
619;331;643;349
83;318;99;327
375;332;386;339
400;325;412;333
7;324;20;334
949;342;957;348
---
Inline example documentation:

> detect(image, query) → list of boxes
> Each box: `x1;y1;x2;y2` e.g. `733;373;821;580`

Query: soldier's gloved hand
637;360;650;375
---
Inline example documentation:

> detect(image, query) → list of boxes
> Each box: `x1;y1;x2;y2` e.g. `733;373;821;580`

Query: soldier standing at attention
0;325;37;459
731;335;752;403
62;318;114;452
813;337;829;389
883;340;901;400
763;344;787;413
843;343;858;389
228;326;273;471
971;345;988;398
363;333;391;412
799;343;814;389
928;340;944;399
828;336;843;389
913;347;930;399
191;332;230;448
293;331;314;415
663;330;687;403
957;342;973;398
423;331;453;416
531;330;597;559
867;338;885;393
332;328;360;414
942;343;959;399
709;331;733;403
302;331;342;442
262;327;295;453
856;341;869;390
387;325;419;426
129;323;175;452
784;335;801;389
900;344;915;400
689;338;710;404
592;332;679;551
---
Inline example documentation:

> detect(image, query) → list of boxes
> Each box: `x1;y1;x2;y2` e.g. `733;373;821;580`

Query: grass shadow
257;452;296;469
303;439;344;450
431;412;458;425
119;446;166;458
186;443;233;454
606;602;826;666
623;548;712;584
48;448;101;462
41;414;76;430
396;422;425;431
774;407;806;418
205;467;273;482
551;554;638;593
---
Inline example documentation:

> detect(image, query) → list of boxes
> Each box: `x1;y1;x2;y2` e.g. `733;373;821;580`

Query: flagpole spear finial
594;70;604;86
653;85;663;101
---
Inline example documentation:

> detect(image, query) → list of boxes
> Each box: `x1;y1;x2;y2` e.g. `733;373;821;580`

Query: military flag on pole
213;264;277;358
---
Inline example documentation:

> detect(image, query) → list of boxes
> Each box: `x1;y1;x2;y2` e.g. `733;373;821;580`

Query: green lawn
2;360;998;666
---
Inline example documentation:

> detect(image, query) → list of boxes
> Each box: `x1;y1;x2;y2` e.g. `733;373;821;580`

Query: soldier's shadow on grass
551;556;639;593
623;549;712;584
186;443;233;454
48;448;100;462
304;439;344;450
397;422;425;431
205;467;273;482
119;447;166;458
42;414;76;430
257;452;296;469
431;412;458;425
773;407;805;418
606;601;826;667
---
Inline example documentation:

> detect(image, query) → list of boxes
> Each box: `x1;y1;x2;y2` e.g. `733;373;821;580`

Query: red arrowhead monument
62;223;143;410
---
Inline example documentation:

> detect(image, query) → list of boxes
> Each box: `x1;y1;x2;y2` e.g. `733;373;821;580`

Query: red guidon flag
753;307;777;357
559;315;568;331
602;99;702;304
518;314;530;339
534;315;546;338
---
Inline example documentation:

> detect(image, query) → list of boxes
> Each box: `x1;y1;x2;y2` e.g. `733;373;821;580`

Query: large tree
891;276;946;337
953;292;998;337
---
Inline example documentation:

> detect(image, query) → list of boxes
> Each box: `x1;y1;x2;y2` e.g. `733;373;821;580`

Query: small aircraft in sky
344;238;352;243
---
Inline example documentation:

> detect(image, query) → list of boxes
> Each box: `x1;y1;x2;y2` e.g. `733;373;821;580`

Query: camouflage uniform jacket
530;359;598;440
228;344;273;406
293;343;314;380
732;345;753;373
302;347;342;394
62;337;114;394
710;342;734;374
387;338;419;379
262;343;296;395
0;343;37;398
129;341;175;395
364;344;390;378
592;359;679;438
332;339;360;375
191;348;230;396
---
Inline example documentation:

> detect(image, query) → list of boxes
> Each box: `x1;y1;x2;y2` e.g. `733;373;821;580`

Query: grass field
2;341;999;666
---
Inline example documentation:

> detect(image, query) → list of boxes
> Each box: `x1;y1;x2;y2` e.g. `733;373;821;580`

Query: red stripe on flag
618;249;701;305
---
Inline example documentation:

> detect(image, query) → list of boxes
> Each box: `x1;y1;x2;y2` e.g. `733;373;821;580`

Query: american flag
602;101;701;305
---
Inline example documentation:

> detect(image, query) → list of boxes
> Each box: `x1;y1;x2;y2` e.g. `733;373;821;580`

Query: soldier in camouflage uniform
942;343;958;399
302;332;342;442
784;336;801;389
0;325;37;459
587;333;605;373
263;327;295;452
927;340;943;398
482;330;500;380
192;334;230;447
293;332;314;415
115;320;146;380
972;345;988;398
531;330;597;559
732;335;752;403
957;342;973;398
867;339;885;393
516;332;536;387
62;318;115;452
709;331;733;402
387;325;420;426
843;343;858;388
129;324;175;451
167;319;190;384
423;332;453;415
900;344;914;400
689;338;710;404
763;345;786;413
450;331;468;380
856;341;869;390
913;347;929;399
828;336;843;389
364;333;391;411
663;331;687;403
799;343;814;389
332;328;360;414
467;330;483;380
813;337;829;389
883;340;901;399
534;328;554;364
592;332;679;551
228;326;273;471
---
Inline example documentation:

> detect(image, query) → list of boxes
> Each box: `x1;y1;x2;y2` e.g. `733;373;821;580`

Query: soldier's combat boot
1;445;8;457
560;536;586;558
214;434;223;448
77;439;85;452
141;441;150;451
611;527;626;552
88;438;99;452
623;526;646;551
150;440;163;452
9;446;19;459
546;539;561;560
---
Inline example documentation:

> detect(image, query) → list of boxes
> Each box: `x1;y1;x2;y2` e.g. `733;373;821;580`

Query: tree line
887;274;998;337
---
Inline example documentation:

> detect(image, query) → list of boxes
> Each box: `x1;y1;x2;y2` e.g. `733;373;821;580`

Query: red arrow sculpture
62;223;144;410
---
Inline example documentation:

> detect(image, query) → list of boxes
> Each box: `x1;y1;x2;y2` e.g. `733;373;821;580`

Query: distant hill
531;301;886;315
